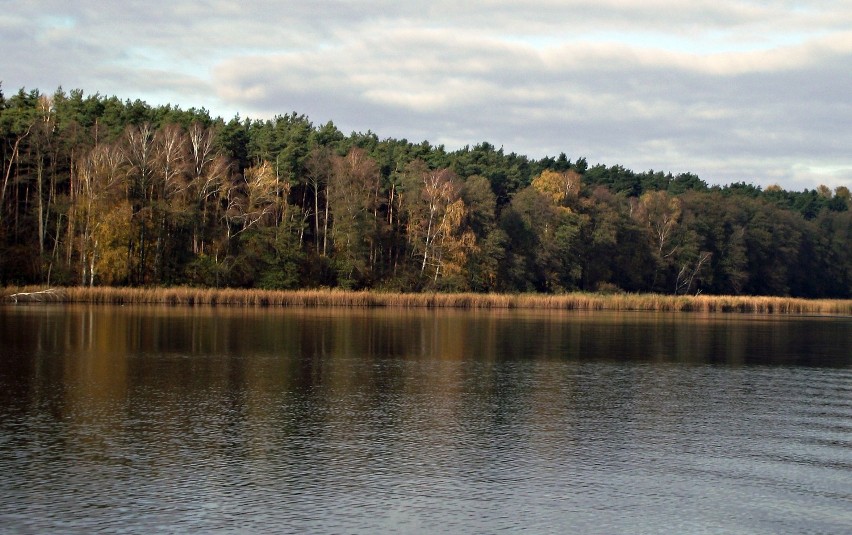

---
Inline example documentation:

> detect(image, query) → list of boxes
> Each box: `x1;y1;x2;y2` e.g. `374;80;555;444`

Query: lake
1;305;850;533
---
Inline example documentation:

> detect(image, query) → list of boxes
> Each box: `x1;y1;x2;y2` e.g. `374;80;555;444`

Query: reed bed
2;286;851;314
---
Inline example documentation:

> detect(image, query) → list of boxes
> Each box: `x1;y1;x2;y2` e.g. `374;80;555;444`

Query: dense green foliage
2;86;850;297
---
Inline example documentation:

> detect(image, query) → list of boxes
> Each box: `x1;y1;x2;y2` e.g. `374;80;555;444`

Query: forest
1;86;850;298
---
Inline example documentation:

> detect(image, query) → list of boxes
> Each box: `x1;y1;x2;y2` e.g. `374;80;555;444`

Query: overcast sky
3;1;851;190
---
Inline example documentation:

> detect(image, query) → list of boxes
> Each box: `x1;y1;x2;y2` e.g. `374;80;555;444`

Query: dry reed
2;286;851;315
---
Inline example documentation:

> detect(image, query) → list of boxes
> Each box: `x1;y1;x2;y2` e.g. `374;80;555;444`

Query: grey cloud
3;1;851;189
212;25;852;187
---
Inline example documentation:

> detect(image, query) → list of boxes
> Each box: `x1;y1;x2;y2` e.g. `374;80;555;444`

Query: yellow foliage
441;199;466;234
93;201;134;285
531;169;582;206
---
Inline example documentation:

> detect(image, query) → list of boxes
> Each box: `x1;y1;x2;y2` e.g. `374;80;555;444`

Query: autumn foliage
1;87;850;298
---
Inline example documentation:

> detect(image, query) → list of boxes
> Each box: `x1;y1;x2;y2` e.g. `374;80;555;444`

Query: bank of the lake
3;286;851;315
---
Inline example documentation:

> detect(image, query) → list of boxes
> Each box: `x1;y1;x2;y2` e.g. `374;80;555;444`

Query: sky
2;1;851;191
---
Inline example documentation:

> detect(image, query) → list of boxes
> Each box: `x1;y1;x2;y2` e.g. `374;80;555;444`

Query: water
1;305;850;533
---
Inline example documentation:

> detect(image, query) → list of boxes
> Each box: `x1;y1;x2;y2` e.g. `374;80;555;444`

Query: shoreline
2;286;851;315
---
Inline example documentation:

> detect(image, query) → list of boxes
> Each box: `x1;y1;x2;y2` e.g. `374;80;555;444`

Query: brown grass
2;286;851;314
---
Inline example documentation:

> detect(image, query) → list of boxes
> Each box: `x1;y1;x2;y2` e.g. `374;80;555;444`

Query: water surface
1;305;850;533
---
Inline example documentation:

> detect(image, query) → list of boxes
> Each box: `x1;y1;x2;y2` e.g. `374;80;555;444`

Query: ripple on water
1;319;850;533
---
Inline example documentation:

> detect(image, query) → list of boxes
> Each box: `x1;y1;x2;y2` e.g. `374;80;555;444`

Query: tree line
2;86;850;297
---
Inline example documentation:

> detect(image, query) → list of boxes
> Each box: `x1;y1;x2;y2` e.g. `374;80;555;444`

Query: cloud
3;1;851;188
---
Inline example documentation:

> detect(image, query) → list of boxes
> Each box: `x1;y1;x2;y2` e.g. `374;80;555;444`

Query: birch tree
122;123;157;283
632;190;684;290
187;122;229;255
226;160;280;238
75;143;124;285
403;160;469;283
305;145;332;256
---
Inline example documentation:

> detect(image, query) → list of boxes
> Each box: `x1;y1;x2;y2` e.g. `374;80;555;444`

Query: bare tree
154;124;189;201
305;146;332;256
121;123;157;283
675;251;712;295
75;143;124;285
226;161;279;238
187;123;229;255
1;116;35;227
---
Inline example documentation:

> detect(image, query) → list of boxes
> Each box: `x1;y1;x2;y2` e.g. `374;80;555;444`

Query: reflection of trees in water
3;307;846;450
